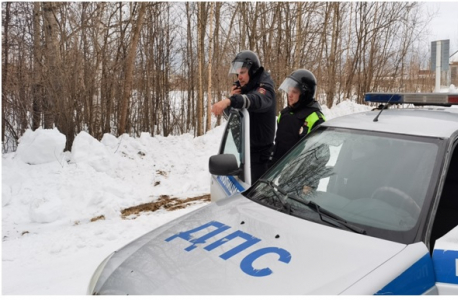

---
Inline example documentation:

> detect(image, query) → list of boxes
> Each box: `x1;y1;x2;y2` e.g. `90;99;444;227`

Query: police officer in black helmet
212;50;276;183
270;69;326;165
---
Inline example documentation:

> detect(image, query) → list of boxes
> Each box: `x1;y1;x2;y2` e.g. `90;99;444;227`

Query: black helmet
228;50;261;76
279;69;317;105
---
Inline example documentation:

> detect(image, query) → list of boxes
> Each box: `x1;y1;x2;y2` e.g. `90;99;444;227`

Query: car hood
92;195;406;295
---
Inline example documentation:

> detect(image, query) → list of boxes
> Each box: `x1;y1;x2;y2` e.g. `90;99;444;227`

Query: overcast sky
423;1;458;54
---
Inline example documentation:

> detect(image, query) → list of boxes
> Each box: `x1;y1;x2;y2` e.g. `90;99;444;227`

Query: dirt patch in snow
90;215;105;222
120;194;210;219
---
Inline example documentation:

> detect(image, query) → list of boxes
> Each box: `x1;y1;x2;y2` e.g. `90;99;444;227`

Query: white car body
89;94;458;295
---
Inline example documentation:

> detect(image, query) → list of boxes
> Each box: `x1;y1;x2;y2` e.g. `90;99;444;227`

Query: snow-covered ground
2;100;371;295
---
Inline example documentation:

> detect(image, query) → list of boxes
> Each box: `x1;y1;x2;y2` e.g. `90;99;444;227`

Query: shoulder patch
257;87;266;95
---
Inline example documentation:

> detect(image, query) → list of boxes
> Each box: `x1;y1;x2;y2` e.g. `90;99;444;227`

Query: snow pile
71;131;114;173
3;126;225;230
321;100;372;120
15;127;66;165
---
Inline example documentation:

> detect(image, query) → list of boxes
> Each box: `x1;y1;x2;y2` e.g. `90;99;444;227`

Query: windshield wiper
257;179;366;234
304;200;366;234
257;179;293;214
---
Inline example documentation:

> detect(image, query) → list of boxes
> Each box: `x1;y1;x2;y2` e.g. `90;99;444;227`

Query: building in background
450;50;458;86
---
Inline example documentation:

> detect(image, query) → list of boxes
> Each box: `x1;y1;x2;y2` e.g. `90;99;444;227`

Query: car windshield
246;127;443;243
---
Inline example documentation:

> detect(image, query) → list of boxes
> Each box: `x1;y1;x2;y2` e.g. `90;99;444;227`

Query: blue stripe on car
375;253;436;295
433;249;458;285
216;175;245;196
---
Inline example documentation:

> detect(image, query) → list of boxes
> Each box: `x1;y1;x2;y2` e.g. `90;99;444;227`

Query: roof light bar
364;93;403;104
365;92;458;106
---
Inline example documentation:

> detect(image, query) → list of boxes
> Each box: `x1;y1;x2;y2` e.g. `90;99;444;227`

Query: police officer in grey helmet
212;50;276;183
270;69;326;165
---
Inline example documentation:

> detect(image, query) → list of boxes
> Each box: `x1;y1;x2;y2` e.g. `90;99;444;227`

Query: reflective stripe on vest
277;111;326;133
305;112;326;134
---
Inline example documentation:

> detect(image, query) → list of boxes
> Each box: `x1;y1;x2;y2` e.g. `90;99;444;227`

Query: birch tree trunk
293;2;302;70
206;2;214;133
196;2;205;137
214;2;222;127
326;2;340;108
185;3;194;132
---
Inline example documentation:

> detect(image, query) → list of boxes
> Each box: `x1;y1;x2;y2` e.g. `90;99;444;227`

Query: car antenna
373;94;395;122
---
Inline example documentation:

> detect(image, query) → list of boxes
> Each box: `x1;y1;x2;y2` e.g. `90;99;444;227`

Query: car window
246;127;442;244
221;112;243;168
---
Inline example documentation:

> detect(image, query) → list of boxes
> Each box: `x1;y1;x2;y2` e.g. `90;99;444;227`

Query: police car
88;92;458;295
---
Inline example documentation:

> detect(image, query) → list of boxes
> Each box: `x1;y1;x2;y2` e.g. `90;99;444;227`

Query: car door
210;109;251;201
431;138;458;295
432;229;458;295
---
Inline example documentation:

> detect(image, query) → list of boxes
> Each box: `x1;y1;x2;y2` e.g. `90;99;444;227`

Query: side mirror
209;154;241;176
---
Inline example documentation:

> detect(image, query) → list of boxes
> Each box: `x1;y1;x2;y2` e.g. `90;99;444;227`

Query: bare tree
42;2;60;130
206;2;214;133
185;2;195;132
196;2;206;137
118;2;146;135
2;2;11;142
32;2;42;131
213;2;223;127
324;2;342;108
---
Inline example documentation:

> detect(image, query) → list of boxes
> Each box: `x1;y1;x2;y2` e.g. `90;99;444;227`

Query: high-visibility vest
277;111;326;135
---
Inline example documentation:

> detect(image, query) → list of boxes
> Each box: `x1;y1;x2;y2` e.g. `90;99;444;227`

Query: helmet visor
279;77;302;94
228;61;251;75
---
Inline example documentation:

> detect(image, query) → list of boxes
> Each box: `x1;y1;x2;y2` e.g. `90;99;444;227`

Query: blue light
365;93;403;103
